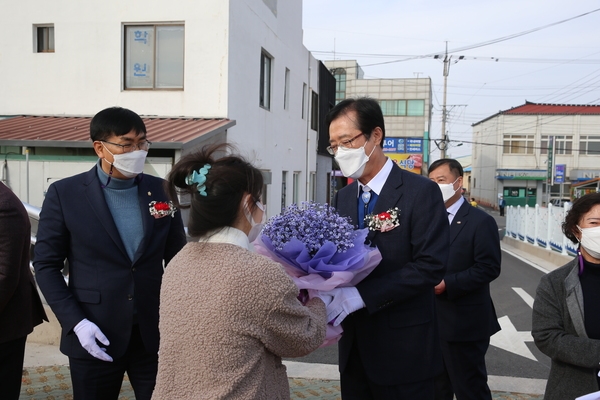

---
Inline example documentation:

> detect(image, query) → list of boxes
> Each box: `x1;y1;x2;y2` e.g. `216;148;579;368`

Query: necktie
358;186;378;228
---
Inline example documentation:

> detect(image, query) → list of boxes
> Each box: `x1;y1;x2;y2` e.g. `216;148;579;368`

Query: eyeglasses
326;133;365;155
101;140;152;153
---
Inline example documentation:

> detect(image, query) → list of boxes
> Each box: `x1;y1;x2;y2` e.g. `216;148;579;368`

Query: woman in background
532;192;600;400
152;144;326;399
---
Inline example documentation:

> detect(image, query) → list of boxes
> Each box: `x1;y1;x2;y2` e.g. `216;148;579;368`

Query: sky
302;0;600;160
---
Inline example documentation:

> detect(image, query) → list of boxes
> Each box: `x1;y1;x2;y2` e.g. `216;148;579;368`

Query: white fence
505;204;577;257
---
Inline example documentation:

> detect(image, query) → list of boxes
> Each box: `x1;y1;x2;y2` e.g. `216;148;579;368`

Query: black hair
562;193;600;244
325;97;386;144
429;158;464;177
165;143;263;238
90;107;147;142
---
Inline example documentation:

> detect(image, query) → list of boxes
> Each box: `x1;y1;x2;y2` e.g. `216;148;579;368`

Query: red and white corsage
365;207;400;232
149;201;177;219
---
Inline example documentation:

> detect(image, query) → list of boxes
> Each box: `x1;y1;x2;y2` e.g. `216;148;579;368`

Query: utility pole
440;42;450;159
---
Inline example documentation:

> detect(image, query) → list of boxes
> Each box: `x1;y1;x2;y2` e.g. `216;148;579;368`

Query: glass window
580;135;600;155
333;68;346;104
36;25;54;53
310;91;318;131
541;135;572;155
407;100;425;116
284;68;290;110
124;24;184;90
378;100;425;116
503;134;534;154
260;50;272;110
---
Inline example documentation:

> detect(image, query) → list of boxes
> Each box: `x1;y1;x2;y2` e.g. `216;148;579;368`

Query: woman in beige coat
152;144;326;399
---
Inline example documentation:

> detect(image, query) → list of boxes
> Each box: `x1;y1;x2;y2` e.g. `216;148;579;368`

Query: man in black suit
34;107;187;400
0;182;47;400
325;97;449;399
428;158;501;400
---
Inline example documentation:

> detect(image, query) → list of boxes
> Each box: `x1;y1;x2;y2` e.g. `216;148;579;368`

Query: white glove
73;319;113;362
319;287;365;326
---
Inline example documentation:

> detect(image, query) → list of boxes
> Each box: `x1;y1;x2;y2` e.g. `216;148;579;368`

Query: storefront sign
496;169;546;180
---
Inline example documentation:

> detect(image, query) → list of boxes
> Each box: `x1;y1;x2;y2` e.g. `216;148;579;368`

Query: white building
0;0;333;213
471;101;600;208
323;60;432;175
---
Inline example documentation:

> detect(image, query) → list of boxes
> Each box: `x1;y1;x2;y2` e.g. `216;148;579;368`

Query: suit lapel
338;181;359;226
83;167;129;259
449;200;470;245
132;175;155;264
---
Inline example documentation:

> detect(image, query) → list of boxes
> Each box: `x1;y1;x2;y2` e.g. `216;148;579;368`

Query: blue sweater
97;164;144;262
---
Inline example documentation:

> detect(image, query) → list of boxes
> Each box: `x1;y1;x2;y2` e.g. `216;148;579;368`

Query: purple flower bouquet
253;202;382;347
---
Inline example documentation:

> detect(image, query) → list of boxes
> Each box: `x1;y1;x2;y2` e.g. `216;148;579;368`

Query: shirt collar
200;226;251;251
447;196;465;217
356;157;394;197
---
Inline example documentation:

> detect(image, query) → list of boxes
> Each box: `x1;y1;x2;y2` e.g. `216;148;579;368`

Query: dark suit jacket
436;200;501;342
34;166;186;359
0;182;47;343
333;163;449;386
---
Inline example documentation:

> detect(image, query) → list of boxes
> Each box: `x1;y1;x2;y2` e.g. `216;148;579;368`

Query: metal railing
505;203;577;257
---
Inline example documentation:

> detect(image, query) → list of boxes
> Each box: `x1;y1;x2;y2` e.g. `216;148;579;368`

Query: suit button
132;267;136;272
128;294;133;300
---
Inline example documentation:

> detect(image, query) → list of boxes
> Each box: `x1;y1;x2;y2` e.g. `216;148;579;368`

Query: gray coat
532;259;600;400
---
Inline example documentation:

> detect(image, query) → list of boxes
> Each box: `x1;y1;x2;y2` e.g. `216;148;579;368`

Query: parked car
549;198;571;207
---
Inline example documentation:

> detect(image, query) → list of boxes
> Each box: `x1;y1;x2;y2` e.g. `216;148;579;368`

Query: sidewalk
21;342;543;399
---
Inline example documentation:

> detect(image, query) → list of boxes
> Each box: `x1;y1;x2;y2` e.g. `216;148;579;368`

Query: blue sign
382;138;404;153
383;137;422;154
555;164;566;184
406;138;423;153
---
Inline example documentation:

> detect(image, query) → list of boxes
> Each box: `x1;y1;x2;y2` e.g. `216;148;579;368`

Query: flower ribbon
185;164;211;196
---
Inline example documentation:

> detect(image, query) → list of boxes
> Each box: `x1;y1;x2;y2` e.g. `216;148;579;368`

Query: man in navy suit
34;107;187;400
325;97;449;399
428;158;501;400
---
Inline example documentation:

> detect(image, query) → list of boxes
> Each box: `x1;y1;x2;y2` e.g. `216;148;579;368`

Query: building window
541;135;572;155
124;24;184;90
35;25;55;53
302;83;307;119
378;100;425;116
332;68;346;104
503;134;534;154
293;172;300;204
284;68;290;110
310;172;316;201
580;135;600;155
260;50;273;110
407;100;425;116
310;91;319;131
281;171;287;212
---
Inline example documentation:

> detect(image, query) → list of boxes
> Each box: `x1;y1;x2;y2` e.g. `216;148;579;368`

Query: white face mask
245;199;266;243
438;177;460;203
334;139;376;179
103;144;147;178
578;225;600;260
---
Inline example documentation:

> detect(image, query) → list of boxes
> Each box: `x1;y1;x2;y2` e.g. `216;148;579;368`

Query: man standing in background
0;182;47;400
429;158;501;400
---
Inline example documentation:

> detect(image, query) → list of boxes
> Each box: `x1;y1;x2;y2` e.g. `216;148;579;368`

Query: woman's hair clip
185;164;211;196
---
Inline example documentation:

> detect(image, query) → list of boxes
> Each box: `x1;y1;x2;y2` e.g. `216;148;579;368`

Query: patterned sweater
152;242;326;399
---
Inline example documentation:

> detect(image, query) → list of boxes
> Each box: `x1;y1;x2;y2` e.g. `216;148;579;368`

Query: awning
0;115;235;150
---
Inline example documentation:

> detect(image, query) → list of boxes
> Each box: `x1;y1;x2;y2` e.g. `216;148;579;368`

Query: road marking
490;315;537;361
513;287;535;309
